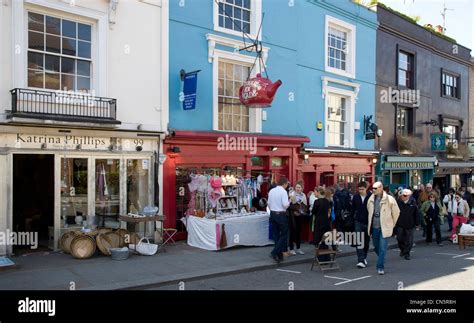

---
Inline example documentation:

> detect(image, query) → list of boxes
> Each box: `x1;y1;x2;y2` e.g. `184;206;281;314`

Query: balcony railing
10;88;119;124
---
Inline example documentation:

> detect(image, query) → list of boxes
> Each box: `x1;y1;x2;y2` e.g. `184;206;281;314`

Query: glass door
60;158;88;230
95;159;121;229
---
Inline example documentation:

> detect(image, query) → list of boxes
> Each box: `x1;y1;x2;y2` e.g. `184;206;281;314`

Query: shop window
126;159;149;214
251;156;264;166
27;12;92;92
398;50;415;89
218;61;250;132
396;107;413;136
391;172;404;185
60;158;88;228
271;157;285;167
95;159;121;228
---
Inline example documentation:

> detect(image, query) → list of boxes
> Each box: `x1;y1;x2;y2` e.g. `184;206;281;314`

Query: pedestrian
442;188;456;232
367;181;400;275
396;189;420;260
333;183;352;233
268;177;290;263
418;183;433;237
308;186;318;215
311;188;332;260
420;192;445;246
450;191;470;241
288;181;307;255
351;181;372;268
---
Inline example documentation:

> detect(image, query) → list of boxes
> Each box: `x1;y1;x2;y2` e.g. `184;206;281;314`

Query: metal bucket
110;247;129;261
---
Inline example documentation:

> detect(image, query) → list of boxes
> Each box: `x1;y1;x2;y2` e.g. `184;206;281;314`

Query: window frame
443;124;459;146
324;15;356;79
213;0;262;41
395;106;414;136
324;87;355;149
441;68;461;100
396;46;416;90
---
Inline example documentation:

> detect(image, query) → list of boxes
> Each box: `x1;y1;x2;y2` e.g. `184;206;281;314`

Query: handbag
136;237;158;256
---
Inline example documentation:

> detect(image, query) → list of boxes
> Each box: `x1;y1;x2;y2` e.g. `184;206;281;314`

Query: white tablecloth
184;213;274;251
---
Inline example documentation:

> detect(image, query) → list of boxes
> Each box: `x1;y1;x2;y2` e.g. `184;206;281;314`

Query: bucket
110;247;129;260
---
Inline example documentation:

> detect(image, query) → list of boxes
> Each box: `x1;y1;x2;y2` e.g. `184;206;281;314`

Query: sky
381;0;474;52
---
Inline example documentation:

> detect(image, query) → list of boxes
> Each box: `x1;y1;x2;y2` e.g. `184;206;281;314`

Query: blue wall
169;0;378;150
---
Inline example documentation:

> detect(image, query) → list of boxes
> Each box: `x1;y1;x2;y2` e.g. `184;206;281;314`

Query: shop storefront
0;125;163;255
162;130;309;243
434;161;473;193
377;155;436;190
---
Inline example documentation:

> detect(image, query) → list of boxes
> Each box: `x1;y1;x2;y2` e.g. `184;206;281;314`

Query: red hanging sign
239;73;282;108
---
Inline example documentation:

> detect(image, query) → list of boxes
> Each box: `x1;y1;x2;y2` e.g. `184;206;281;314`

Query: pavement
0;223;455;290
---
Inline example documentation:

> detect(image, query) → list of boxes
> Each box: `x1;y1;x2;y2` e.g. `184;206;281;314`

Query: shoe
278;254;284;261
357;262;366;268
295;249;305;255
438;243;443;247
404;254;411;260
399;251;404;257
377;269;385;275
270;253;280;263
288;249;296;256
412;242;416;247
364;259;368;266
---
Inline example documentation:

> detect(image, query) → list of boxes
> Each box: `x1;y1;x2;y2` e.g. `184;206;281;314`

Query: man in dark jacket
396;189;420;260
352;181;372;268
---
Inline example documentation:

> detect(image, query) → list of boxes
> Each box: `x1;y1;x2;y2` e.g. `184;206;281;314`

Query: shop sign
431;133;446;152
468;142;474;158
182;71;199;110
436;167;471;175
0;133;153;152
239;73;282;108
384;161;434;170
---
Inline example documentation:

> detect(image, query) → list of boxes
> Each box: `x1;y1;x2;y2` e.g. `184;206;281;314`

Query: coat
351;192;372;224
312;197;331;245
396;199;420;229
367;192;400;238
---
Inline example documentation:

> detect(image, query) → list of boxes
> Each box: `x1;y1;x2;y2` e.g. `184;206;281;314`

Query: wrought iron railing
10;88;118;122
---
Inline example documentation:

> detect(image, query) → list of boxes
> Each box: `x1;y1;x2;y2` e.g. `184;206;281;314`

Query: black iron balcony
9;88;120;124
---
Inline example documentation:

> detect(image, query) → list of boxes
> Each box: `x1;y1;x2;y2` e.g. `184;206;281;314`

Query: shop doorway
13;154;54;253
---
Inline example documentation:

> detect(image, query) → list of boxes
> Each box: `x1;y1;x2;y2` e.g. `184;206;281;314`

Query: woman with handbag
420;192;444;246
288;181;308;255
450;192;470;241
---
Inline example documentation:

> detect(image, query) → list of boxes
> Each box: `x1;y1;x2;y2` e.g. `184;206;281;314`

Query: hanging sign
239;73;282;108
182;71;199;110
431;133;446;152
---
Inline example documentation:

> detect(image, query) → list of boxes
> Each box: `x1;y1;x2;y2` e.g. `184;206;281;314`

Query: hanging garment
220;223;228;249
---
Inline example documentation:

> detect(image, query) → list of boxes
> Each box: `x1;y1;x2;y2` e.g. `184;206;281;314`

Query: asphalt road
149;242;474;290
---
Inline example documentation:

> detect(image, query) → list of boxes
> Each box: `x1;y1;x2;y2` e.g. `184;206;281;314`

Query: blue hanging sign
182;71;199;110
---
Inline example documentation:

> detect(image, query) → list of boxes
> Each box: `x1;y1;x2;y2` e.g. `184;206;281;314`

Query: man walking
396;189;420;260
268;177;290;263
367;181;400;275
352;181;371;268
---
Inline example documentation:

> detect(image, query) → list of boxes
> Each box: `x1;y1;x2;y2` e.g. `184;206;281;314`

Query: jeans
447;213;453;231
396;227;414;256
371;227;388;270
355;221;370;263
270;213;289;259
289;215;303;250
426;216;442;244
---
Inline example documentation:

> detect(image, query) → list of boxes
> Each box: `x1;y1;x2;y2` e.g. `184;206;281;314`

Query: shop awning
436;161;473;175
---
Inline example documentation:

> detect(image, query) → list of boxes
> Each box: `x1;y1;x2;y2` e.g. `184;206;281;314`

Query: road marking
436;252;459;256
324;275;350;281
334;275;372;286
452;253;470;258
276;269;301;274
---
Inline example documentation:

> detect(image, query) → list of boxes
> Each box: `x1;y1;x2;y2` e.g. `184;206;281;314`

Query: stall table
184;212;273;251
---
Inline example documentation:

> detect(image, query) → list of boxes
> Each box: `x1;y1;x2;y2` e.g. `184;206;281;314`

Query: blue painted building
164;0;378;235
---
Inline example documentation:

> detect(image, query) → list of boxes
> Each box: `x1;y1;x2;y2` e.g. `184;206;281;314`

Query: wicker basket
70;234;96;259
110;247;130;260
60;231;80;254
136;237;158;256
116;229;130;248
96;232;121;256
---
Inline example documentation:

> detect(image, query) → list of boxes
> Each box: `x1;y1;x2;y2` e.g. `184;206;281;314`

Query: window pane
28;52;44;70
126;160;149;215
61;73;75;91
45;72;60;89
61;57;75;74
243;0;250;9
45;54;60;72
243;10;250;22
77;60;91;76
77;76;90;91
95;160;121;224
243;22;250;33
235;0;242;6
398;71;406;86
28;31;44;50
28;12;44;32
234;7;242;20
46;34;61;53
62;20;76;38
232;115;241;131
60;158;88;229
78;41;91;59
78;23;91;41
62;37;77;56
225;16;233;29
46;16;60;35
28;69;44;88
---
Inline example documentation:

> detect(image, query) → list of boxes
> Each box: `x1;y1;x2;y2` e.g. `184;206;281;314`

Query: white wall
1;0;168;133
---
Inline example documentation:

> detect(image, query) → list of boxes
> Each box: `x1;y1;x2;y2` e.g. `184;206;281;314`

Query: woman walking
288;181;308;255
420;192;444;246
450;191;470;241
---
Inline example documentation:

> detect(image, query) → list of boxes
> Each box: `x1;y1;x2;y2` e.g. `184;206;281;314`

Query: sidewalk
0;223;453;290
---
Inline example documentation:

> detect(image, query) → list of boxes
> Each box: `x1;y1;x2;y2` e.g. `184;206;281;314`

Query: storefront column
0;155;9;255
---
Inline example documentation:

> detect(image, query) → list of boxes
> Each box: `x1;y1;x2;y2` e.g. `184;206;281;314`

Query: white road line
436;252;459;256
334;275;372;286
452;253;470;258
324;275;350;281
276;269;301;274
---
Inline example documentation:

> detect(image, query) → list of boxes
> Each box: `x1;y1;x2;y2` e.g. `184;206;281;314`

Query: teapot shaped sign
239;73;282;108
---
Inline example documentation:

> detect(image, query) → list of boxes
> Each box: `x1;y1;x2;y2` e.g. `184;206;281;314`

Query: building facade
165;0;377;239
374;4;472;192
0;0;169;255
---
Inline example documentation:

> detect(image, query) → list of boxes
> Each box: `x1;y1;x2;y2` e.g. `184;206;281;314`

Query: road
148;243;474;290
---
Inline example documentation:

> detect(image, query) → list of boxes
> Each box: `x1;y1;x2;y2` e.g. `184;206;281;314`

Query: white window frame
208;34;270;133
324;87;355;149
213;0;262;41
13;0;107;96
325;15;356;79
